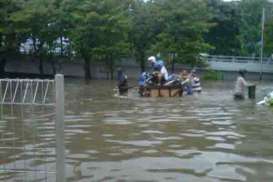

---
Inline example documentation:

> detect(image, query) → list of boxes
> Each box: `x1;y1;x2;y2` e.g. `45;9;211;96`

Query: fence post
55;74;66;182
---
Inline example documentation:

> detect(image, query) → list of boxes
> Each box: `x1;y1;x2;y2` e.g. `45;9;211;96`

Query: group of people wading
117;55;202;96
138;56;202;96
117;55;264;102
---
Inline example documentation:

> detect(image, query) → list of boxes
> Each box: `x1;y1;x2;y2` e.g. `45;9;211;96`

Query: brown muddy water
1;79;273;182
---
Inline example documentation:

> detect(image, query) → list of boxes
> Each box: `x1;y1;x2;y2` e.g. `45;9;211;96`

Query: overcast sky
223;0;273;1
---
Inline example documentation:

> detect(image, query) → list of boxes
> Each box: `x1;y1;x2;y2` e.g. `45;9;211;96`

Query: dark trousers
234;93;244;100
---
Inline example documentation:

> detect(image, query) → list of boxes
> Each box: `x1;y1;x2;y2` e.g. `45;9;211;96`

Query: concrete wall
4;58;114;79
2;57;273;81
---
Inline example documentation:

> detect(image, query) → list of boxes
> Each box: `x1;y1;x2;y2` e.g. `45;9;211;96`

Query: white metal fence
202;55;273;73
0;74;65;182
203;54;271;63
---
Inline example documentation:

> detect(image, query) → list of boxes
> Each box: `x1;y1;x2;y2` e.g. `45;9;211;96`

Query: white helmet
147;56;156;63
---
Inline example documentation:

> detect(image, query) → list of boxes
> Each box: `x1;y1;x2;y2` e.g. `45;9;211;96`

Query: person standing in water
234;70;248;100
180;70;193;95
117;68;128;95
190;69;202;93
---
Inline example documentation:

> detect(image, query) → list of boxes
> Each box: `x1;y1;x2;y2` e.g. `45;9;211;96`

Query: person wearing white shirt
147;56;169;84
234;70;248;100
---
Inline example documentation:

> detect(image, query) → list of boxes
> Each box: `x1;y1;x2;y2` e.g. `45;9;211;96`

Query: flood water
1;79;273;181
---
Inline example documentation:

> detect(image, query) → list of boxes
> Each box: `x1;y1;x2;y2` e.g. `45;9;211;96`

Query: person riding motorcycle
147;56;169;85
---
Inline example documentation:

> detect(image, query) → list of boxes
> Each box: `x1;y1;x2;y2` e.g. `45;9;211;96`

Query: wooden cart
139;85;183;97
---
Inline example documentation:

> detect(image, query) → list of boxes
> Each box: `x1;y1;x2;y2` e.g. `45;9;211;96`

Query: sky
223;0;273;1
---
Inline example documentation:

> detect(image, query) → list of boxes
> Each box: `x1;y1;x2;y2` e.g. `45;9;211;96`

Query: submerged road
1;79;273;181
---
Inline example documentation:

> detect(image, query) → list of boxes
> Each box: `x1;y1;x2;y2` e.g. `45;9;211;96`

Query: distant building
20;37;70;56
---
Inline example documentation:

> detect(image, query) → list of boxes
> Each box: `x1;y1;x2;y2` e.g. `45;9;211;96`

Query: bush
202;70;224;80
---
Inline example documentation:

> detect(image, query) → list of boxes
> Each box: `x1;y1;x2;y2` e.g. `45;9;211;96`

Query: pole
260;8;265;81
55;74;66;182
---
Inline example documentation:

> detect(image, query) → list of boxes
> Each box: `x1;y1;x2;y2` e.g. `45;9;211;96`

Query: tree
66;0;130;80
91;0;130;80
10;0;66;75
263;2;273;57
0;0;24;76
151;0;213;67
129;0;159;72
238;0;268;56
264;17;273;56
264;20;273;57
205;0;241;55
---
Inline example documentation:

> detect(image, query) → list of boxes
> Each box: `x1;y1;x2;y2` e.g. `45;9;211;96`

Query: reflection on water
2;79;273;181
0;105;57;181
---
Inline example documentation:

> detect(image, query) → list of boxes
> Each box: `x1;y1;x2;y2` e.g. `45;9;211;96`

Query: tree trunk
60;36;63;56
110;65;114;80
171;57;175;73
50;59;56;76
109;55;114;80
106;72;109;80
84;58;91;80
0;58;7;77
39;57;44;75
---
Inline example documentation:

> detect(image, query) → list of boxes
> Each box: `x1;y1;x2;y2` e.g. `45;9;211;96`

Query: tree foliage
1;0;273;78
128;0;159;72
65;0;130;79
0;0;24;54
152;0;213;66
238;0;268;56
205;0;241;55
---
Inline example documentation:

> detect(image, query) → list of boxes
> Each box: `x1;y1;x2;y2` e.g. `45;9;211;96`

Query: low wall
2;58;273;81
4;58;117;79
